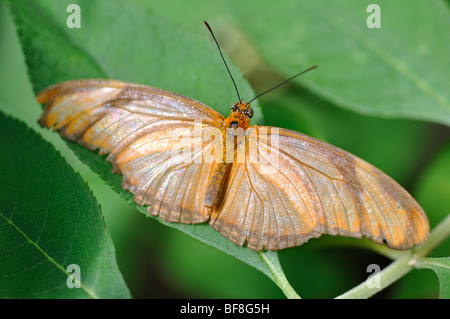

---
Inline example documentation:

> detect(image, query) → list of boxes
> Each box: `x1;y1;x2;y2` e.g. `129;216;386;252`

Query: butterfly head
231;100;253;119
225;100;253;130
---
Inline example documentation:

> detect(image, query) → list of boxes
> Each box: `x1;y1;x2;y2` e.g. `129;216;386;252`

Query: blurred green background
1;0;449;298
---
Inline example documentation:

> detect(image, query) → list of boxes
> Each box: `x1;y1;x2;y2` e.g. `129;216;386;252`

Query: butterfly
36;23;429;251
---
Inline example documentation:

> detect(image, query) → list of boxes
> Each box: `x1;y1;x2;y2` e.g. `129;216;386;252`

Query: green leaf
8;0;296;295
416;257;450;299
228;0;450;126
9;0;261;122
161;229;286;298
0;112;130;298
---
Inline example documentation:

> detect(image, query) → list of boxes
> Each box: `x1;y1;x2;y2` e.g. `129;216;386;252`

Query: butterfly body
204;100;254;208
37;79;429;251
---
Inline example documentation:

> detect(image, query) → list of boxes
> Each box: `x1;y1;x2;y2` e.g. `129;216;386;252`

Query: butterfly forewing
38;79;224;224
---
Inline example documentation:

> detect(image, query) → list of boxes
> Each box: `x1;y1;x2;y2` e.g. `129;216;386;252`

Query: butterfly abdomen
204;162;231;208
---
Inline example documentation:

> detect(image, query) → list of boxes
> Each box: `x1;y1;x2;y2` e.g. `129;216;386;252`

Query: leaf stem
258;251;301;299
336;214;450;299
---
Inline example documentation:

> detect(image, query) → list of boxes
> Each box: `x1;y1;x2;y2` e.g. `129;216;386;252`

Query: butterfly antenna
204;21;242;102
248;65;318;104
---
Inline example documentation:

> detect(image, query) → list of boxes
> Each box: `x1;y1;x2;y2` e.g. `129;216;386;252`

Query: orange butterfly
36;23;429;251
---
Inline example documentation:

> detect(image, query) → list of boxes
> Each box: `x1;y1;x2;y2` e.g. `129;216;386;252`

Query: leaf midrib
419;258;450;271
0;211;99;299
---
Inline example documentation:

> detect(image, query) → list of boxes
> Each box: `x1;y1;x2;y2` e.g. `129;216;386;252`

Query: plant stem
336;214;450;299
259;251;301;299
336;253;413;299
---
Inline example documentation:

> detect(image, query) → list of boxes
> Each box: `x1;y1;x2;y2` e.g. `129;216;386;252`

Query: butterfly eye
231;103;238;112
244;108;253;118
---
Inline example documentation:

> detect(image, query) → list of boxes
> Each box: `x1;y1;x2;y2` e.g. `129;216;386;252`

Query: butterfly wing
38;79;225;223
210;126;429;250
38;80;429;250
